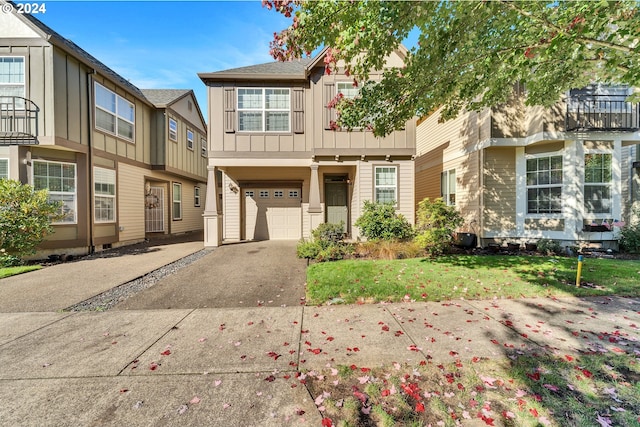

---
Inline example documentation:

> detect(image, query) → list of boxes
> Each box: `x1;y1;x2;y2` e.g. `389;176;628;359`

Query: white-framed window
584;152;612;214
441;169;456;206
201;137;207;157
374;165;397;204
259;190;269;198
194;186;201;207
526;155;563;214
336;81;359;99
32;160;77;224
172;182;182;220
187;129;194;150
94;82;135;141
274;190;284;198
237;88;290;132
168;118;177;141
0;57;25;109
289;190;299;198
0;158;8;179
94;167;116;223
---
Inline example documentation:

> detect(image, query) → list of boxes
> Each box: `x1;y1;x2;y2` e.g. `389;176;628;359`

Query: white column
203;166;222;247
308;163;323;234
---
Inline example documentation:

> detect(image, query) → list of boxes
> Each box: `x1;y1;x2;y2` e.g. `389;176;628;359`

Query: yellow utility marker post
576;255;583;287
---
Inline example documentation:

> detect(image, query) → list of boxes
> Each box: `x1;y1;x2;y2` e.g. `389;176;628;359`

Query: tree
0;180;61;265
266;0;640;136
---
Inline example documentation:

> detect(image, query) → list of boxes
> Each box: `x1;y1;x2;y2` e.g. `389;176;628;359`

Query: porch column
203;166;222;247
308;163;323;234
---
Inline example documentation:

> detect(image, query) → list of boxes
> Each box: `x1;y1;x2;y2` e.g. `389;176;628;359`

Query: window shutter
323;82;336;130
292;87;304;134
224;87;235;133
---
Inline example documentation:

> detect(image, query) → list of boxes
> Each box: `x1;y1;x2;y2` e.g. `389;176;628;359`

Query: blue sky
37;1;295;119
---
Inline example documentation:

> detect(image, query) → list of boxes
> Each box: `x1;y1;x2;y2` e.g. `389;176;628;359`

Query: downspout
87;68;96;253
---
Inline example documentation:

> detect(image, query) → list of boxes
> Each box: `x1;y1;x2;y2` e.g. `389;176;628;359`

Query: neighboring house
199;48;416;246
416;83;640;249
0;8;207;257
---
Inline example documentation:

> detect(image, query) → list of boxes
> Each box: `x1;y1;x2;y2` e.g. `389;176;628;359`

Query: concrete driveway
114;240;307;310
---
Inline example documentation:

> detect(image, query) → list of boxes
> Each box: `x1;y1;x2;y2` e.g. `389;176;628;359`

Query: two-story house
0;8;207;257
416;83;640;249
199;48;416;246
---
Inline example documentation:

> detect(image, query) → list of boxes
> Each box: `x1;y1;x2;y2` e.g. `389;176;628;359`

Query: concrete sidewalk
0;297;638;426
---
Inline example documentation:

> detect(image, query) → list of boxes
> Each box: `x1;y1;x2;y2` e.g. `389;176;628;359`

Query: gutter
87;68;96;254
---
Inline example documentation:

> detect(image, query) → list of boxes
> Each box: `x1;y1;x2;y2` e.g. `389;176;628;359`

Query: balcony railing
0;96;39;145
566;94;639;132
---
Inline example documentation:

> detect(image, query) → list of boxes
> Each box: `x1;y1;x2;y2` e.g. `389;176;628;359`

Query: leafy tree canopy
266;0;639;136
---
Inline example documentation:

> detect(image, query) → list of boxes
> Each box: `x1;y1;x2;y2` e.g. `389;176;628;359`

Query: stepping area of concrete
0;238;638;426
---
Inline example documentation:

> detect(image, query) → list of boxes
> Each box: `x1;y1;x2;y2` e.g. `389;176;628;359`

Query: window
441;169;456;206
237;88;290;132
245;190;254;197
289;190;299;198
194;186;201;207
201;137;207;157
0;57;25;109
172;183;182;220
95;82;135;141
526;155;563;214
33;160;77;224
274;190;284;198
0;159;8;180
584;153;612;214
169;118;177;141
259;190;269;198
375;166;397;204
337;82;359;99
187;129;194;150
94;167;116;223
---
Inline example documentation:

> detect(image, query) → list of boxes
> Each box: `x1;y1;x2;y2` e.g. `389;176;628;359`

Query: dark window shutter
323;82;336;130
292;87;304;134
224;87;235;133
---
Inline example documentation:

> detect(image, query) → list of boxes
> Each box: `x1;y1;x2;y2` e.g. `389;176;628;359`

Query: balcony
0;97;39;145
566;93;639;132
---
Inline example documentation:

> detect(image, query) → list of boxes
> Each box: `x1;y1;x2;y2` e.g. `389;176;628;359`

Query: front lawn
306;255;640;305
0;265;41;279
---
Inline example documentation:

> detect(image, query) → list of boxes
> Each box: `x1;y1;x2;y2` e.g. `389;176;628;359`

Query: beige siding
171;183;206;234
525;218;565;232
118;163;146;241
222;172;241;240
483;147;517;235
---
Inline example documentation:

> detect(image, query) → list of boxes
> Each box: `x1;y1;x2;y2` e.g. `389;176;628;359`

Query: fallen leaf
190;396;201;404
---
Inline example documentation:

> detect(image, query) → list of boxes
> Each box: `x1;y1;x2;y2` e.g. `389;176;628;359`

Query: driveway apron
114;240;307;310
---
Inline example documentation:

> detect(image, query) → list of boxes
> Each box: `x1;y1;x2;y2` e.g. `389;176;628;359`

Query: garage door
244;188;302;240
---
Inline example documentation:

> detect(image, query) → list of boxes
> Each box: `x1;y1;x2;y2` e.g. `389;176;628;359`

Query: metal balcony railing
0;96;39;145
566;94;639;132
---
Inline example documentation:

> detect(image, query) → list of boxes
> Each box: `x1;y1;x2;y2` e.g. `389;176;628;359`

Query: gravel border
64;248;212;312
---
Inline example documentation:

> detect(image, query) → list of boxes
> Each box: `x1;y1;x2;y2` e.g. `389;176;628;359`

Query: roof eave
198;72;308;83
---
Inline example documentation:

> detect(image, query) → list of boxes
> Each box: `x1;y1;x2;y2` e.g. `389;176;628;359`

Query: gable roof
198;58;314;82
141;89;191;107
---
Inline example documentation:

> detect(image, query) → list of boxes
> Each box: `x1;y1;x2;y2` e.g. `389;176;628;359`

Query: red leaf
564;355;574;362
582;369;593;378
490;339;499;345
381;325;390;332
264;375;276;382
160;349;171;356
526;372;540;381
416;402;425;412
529;408;539;417
322;418;333;427
267;351;281;360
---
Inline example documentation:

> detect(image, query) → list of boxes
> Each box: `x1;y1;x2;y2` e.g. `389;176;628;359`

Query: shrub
619;207;640;253
537;238;563;255
354;200;414;241
354;240;425;260
296;222;352;262
414;197;464;256
0;179;61;266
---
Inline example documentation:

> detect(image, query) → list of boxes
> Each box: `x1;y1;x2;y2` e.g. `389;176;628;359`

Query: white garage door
244;188;302;240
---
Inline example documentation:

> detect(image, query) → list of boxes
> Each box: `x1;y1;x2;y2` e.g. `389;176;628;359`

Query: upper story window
169;118;177;141
237;88;290;132
337;82;359;99
0;57;25;109
441;169;456;206
374;165;397;204
33;160;77;224
584;152;612;214
526;155;563;214
95;82;135;141
201;137;207;157
187;129;194;150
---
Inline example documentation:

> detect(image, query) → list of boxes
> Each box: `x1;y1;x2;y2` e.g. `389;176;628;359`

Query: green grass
306;255;640;304
0;264;41;279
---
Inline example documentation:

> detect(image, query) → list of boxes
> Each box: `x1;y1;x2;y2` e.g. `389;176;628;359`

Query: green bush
619;207;640;253
414;197;464;256
296;222;352;262
0;179;61;266
354;200;414;241
537;238;563;255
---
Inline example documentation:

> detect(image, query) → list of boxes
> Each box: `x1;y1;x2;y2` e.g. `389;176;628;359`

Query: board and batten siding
482;147;517;236
52;48;90;146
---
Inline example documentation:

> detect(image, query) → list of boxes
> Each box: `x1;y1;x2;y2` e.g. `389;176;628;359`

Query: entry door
325;178;349;232
145;186;164;232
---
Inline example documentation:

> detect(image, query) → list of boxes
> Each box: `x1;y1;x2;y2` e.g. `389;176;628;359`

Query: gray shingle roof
141;89;191;107
199;58;315;81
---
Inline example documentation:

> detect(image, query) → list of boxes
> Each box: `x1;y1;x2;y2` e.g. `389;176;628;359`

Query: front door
325;176;349;233
145;186;164;233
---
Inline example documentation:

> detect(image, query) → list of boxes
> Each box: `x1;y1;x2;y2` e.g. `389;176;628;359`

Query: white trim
374;164;398;204
94;82;135;142
93;166;116;223
32;159;77;224
0;56;26;109
187;129;194;150
168;118;178;142
172;182;182;220
194;186;201;207
237;87;291;133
